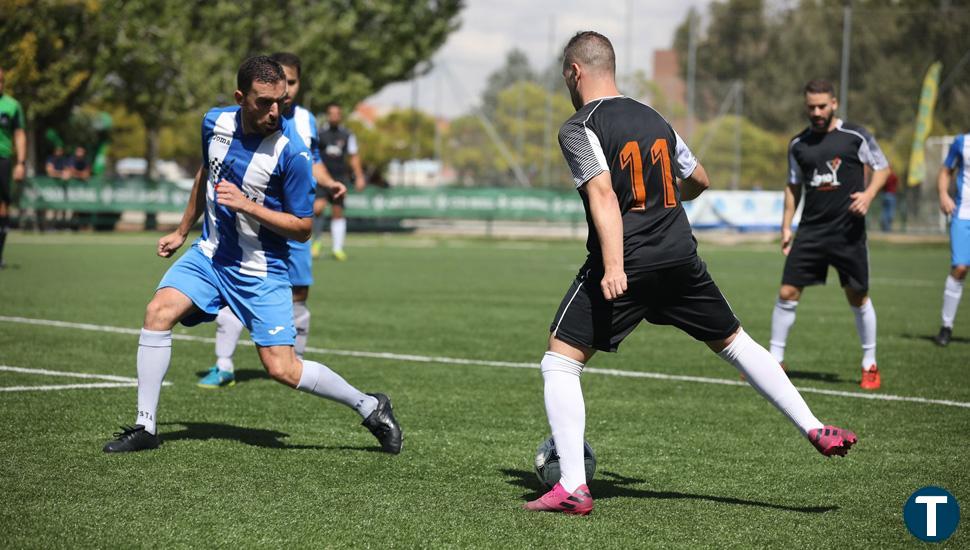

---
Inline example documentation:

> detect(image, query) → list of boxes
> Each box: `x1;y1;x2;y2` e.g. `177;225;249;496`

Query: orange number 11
619;139;677;210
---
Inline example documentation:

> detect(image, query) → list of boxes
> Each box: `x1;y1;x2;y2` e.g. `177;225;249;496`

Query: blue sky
366;0;711;118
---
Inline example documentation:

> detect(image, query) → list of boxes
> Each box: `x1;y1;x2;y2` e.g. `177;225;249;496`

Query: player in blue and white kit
103;56;402;454
198;52;347;388
934;132;970;346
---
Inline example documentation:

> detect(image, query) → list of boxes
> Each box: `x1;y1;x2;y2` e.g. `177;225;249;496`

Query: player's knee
143;298;177;330
953;265;969;280
292;286;309;302
779;286;801;301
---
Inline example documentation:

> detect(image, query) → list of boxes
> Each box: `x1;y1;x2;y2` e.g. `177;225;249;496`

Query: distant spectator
880;170;898;232
45;146;68;178
69;146;91;180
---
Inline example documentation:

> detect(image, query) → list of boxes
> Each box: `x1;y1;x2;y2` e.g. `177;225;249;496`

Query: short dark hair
269;52;301;77
563;31;615;75
237;55;285;94
804;79;836;96
325;101;341;111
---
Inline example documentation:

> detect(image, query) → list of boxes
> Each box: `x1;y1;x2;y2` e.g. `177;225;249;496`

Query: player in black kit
523;32;856;517
769;80;890;391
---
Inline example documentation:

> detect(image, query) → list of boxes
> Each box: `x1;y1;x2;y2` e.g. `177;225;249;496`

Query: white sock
769;299;798;363
331;218;347;252
297;359;377;418
851;300;877;369
214;307;244;372
718;329;823;436
540;351;586;493
942;275;964;329
136;329;172;434
293;301;310;359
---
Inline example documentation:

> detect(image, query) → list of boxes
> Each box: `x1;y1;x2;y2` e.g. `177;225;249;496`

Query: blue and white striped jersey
944;133;970;220
284;105;321;164
198;106;315;278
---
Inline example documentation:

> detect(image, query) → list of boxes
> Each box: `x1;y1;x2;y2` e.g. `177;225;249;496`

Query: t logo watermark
904;487;961;542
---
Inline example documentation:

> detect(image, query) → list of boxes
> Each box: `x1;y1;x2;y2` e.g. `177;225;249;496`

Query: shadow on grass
900;332;970;345
160;421;328;450
192;369;270;384
501;468;838;514
784;370;843;383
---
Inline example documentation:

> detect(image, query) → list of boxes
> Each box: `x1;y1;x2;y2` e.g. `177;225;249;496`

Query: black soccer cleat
934;326;952;347
361;393;403;454
103;425;160;453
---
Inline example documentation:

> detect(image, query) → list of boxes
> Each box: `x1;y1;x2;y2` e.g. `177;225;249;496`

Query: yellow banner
907;61;942;186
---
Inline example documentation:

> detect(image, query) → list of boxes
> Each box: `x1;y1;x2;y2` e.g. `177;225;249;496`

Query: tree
349;109;437;175
0;0;119;171
480;49;536;118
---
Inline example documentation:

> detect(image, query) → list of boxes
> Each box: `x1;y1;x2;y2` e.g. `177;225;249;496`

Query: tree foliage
0;0;463;169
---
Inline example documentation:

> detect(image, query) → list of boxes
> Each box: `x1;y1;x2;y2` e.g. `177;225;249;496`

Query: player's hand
328;181;347;201
157;231;186;258
781;227;793;256
354;177;366;192
848;192;872;217
940;194;956;216
215;180;252;213
600;268;628;301
12;163;25;182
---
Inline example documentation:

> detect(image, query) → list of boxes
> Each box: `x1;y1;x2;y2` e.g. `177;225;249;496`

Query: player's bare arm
582;171;627;301
680;162;711;201
351;153;366;191
158;166;207;258
215;180;312;242
849;166;889;217
313;162;346;200
781;183;802;255
938;165;956;215
12;127;25;181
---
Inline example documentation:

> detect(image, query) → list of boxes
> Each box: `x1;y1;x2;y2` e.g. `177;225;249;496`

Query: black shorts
782;234;869;292
0;157;11;204
315;178;348;206
550;257;741;352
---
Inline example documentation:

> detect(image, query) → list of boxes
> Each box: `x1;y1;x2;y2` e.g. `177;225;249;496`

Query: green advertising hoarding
20;177;587;223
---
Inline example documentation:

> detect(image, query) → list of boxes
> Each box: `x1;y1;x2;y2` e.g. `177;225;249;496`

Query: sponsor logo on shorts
268;326;285;335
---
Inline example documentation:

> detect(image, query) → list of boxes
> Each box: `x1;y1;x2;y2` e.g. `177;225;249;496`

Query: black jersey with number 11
558;96;699;272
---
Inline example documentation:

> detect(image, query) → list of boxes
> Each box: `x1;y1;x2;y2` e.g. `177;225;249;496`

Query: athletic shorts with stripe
550;256;741;352
782;233;869;292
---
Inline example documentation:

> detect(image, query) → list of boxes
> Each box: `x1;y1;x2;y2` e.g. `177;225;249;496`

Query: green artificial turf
0;232;966;548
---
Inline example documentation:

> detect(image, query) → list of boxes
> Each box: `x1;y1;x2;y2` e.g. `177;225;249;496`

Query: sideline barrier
19;177;795;231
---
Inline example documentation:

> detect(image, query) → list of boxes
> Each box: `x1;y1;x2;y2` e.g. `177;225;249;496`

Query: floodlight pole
839;1;852;119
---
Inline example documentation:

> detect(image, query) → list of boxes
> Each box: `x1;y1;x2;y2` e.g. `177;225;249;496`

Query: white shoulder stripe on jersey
293;106;313;149
236;131;291;278
199;111;238;259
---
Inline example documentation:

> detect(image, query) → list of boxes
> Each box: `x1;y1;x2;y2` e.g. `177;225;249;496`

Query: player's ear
234;90;245;106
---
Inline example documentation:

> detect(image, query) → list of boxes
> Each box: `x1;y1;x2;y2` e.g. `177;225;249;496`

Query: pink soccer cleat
523;483;594;516
808;425;857;457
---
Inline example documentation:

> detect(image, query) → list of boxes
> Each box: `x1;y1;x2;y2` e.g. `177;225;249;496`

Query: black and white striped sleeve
787;138;804;185
857;127;889;171
558;117;609;188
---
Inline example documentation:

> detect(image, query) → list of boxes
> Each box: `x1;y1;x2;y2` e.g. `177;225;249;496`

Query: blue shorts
157;246;296;346
287;240;313;287
953;218;970;266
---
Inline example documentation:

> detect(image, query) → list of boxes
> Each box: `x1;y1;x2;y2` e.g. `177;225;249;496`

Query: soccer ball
533;436;596;491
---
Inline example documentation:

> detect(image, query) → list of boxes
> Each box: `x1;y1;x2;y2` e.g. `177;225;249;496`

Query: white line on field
0;382;138;392
0;315;967;409
0;364;171;393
